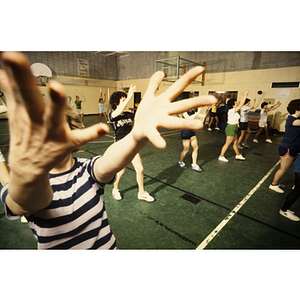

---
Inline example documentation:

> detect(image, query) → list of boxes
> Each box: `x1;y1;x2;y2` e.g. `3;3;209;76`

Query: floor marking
140;211;197;247
196;159;281;250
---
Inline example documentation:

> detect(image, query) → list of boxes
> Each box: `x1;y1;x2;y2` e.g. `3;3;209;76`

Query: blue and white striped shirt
1;156;117;250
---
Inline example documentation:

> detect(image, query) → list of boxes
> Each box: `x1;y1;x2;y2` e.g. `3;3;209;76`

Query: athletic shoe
242;143;250;148
253;139;258;143
279;209;300;221
266;139;272;143
238;145;243;149
191;164;203;171
269;184;284;193
215;127;220;131
21;216;28;223
235;154;245;160
178;162;187;169
207;128;212;131
218;156;228;162
112;189;122;200
138;192;155;202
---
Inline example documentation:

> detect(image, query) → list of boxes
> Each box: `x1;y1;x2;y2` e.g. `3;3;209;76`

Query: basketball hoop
30;63;52;86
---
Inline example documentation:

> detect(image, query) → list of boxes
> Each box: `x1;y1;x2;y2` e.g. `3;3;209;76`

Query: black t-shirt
108;111;134;142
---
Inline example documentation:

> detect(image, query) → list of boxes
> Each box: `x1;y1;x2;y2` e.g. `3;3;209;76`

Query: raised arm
0;52;110;215
94;67;217;183
234;90;249;112
251;97;262;110
266;101;281;111
111;84;136;118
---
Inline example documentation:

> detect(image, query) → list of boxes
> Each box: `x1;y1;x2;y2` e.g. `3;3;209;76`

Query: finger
46;81;67;132
70;123;110;147
1;51;45;123
165;66;205;100
144;71;166;97
147;129;167;149
167;95;217;115
161;115;204;131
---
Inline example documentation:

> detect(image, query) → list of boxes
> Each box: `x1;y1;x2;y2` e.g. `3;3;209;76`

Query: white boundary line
196;159;281;250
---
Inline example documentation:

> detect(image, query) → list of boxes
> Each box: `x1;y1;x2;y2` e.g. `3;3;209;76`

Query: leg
190;136;198;165
131;153;154;201
271;155;296;186
254;127;263;140
179;139;191;163
279;172;300;221
103;112;109;122
264;126;270;140
214;116;219;129
112;167;126;200
99;113;103;122
244;127;251;144
232;134;241;156
219;136;234;157
131;153;145;194
238;130;246;145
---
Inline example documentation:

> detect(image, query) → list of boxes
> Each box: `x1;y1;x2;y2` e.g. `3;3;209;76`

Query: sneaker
235;154;245;160
269;184;284;193
218;156;228;162
207;128;212;131
279;209;300;221
238;145;243;149
138;192;155;202
242;143;250;148
191;164;203;172
178;162;187;169
266;139;272;143
253;139;258;143
21;216;28;223
112;189;122;200
215;127;220;131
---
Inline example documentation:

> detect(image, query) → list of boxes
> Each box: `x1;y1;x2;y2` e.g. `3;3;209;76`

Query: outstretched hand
132;67;217;149
0;52;109;175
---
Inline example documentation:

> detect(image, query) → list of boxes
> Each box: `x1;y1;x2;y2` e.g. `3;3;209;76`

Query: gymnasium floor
1;115;300;250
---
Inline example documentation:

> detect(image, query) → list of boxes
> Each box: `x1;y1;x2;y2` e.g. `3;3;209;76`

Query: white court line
196;159;281;250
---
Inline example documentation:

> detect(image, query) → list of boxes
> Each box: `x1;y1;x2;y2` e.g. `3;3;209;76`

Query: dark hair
227;98;236;109
110;91;127;110
261;102;268;109
287;99;300;114
245;98;251;105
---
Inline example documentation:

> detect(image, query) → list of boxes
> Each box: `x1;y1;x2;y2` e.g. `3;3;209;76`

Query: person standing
218;90;248;162
75;93;86;126
237;97;261;148
178;108;203;171
269;99;300;193
253;101;281;143
108;84;154;202
98;97;109;123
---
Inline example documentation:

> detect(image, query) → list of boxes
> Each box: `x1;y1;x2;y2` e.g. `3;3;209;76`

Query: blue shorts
278;145;300;158
239;122;248;130
181;130;196;140
210;112;218;117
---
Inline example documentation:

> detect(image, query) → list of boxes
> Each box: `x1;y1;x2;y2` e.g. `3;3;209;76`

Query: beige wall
36;66;300;132
118;66;300;132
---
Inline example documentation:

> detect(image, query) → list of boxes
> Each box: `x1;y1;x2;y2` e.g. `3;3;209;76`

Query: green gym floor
1;115;300;250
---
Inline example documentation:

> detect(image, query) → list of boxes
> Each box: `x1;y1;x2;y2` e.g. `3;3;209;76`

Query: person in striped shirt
0;51;216;249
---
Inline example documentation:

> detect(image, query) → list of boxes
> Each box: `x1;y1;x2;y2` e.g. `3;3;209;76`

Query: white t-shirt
227;108;240;125
240;105;251;123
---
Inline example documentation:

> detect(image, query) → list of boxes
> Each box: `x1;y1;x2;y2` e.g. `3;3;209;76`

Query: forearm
6;170;53;215
94;132;147;183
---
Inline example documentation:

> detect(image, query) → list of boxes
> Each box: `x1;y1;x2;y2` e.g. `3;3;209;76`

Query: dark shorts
181;129;196;140
278;145;300;158
210;112;218;117
294;155;300;173
239;122;248;130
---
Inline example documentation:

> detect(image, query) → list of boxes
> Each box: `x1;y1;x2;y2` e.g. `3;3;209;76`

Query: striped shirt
1;156;117;250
